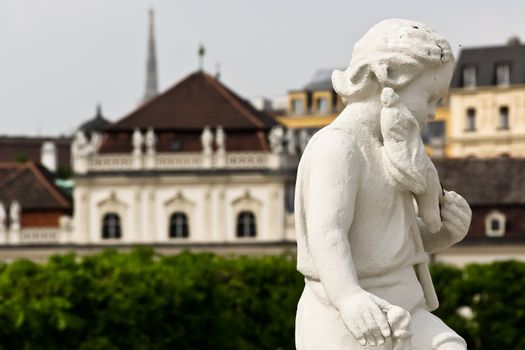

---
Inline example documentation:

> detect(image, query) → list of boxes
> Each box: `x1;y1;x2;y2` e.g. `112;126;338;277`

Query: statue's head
332;19;454;106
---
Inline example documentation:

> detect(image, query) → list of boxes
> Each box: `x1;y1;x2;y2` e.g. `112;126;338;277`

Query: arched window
102;213;121;239
236;211;256;238
169;212;189;238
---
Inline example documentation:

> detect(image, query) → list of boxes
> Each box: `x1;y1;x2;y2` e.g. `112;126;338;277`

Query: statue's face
395;60;454;128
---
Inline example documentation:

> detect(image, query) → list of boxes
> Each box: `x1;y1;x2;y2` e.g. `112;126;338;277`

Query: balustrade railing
19;228;60;244
79;152;295;173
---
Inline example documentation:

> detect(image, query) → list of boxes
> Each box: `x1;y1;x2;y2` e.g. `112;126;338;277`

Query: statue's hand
440;190;472;242
386;305;412;350
337;289;393;347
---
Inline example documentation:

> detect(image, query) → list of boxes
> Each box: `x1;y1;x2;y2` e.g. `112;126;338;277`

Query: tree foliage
0;249;523;349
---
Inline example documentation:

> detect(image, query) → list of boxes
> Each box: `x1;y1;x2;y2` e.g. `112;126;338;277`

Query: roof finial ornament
198;44;206;72
143;8;159;103
96;103;102;118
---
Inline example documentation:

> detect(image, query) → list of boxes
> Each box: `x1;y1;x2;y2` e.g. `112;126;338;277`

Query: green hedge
0;249;523;349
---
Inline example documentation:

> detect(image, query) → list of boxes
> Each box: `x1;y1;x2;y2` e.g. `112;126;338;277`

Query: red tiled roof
108;72;276;131
0;162;71;211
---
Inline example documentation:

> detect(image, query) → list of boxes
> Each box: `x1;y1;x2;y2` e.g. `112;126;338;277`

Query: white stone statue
285;128;297;155
299;129;311;153
268;125;284;154
72;131;88;157
145;127;157;155
132;128;144;156
0;202;6;232
201;126;214;155
216;126;226;154
89;132;102;155
295;19;471;350
9;200;21;231
78;132;102;157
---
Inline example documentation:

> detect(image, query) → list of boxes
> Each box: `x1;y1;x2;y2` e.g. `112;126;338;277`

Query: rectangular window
421;120;445;145
496;64;510;86
292;99;303;115
463;66;476;88
317;97;328;113
466;108;476;131
499;106;509;130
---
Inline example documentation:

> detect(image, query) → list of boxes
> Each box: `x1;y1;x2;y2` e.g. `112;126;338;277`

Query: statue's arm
305;131;362;303
418;190;472;254
304;131;395;346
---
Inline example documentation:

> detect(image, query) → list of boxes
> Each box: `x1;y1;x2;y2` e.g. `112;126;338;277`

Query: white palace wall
73;173;291;245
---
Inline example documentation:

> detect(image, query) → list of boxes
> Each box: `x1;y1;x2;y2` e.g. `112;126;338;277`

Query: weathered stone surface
295;19;472;350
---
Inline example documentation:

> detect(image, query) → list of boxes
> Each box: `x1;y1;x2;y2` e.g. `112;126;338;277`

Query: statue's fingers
370;303;391;338
357;337;368;347
346;318;367;346
364;333;377;347
372;327;385;345
361;312;378;346
365;309;385;345
371;294;392;312
393;337;412;350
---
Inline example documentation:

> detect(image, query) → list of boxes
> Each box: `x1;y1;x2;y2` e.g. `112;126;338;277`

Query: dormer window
292;99;304;115
317;97;328;113
496;64;510;86
463;66;476;88
485;210;506;237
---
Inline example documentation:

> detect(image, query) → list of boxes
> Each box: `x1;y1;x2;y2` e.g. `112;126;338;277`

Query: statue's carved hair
332;19;454;104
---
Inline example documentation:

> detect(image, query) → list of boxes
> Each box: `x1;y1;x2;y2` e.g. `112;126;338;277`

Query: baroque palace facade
71;71;298;250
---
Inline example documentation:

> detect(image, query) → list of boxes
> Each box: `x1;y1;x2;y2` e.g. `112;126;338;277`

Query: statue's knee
433;332;467;350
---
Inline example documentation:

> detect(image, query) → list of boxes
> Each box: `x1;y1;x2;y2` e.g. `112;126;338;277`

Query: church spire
143;8;159;103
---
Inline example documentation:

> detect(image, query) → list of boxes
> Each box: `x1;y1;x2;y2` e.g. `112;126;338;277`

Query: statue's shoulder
306;127;358;156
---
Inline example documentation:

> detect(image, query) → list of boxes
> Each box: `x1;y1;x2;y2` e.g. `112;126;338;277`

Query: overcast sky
1;0;524;136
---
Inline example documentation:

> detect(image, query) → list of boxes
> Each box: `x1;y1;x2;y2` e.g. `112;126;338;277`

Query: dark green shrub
0;249;523;350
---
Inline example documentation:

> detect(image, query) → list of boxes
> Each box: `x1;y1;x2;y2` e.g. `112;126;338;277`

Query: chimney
41;141;57;172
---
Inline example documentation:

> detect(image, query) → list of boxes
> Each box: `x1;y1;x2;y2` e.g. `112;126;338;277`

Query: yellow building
423;100;451;158
277;68;452;158
276;69;344;130
447;38;525;158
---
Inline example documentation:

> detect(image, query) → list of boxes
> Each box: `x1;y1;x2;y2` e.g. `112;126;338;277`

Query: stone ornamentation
9;200;21;232
0;202;6;232
295;19;472;350
269;125;285;154
216;126;226;154
299;129;311;153
286;128;298;155
132;128;144;156
201;126;214;155
145;127;157;155
72;131;88;157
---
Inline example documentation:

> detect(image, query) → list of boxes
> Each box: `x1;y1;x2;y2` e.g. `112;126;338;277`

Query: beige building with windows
448;38;525;157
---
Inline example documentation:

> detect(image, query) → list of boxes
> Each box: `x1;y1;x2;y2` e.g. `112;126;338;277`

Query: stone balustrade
19;228;60;244
75;152;297;174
